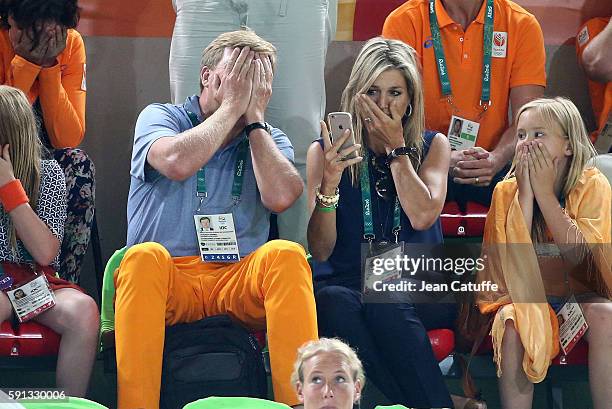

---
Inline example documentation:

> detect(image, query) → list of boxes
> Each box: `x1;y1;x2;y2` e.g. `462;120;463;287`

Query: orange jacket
0;29;86;148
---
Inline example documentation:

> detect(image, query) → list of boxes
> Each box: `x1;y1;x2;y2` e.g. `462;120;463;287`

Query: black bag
160;314;268;409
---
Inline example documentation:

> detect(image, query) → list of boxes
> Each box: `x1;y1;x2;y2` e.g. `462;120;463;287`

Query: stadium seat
464;202;489;236
427;328;455;362
441;201;465;237
441;201;489;237
0;321;59;370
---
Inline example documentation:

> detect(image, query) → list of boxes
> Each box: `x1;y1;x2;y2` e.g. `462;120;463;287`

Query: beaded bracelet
315;185;339;207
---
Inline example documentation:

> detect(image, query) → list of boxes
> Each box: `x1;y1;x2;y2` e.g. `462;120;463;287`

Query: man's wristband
0;179;29;213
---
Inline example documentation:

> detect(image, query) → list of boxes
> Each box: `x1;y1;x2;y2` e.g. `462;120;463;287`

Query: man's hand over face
244;54;273;124
217;47;255;115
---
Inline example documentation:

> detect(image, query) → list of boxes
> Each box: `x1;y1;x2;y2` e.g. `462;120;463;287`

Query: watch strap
385;146;414;166
244;122;271;137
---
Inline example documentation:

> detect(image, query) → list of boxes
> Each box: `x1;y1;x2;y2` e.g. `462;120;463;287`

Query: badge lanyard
429;0;494;117
185;108;249;208
359;155;401;243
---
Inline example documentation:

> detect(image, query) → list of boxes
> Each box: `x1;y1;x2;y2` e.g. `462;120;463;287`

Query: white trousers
169;0;337;246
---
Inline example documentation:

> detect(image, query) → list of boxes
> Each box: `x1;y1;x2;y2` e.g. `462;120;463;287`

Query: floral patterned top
0;160;67;267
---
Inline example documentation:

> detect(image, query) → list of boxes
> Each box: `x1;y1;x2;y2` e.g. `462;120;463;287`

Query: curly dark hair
0;0;79;47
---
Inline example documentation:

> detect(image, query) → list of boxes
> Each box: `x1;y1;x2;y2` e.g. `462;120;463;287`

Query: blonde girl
0;85;99;397
478;97;612;409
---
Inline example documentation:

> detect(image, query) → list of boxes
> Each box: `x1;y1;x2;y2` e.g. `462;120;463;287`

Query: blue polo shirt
126;96;294;257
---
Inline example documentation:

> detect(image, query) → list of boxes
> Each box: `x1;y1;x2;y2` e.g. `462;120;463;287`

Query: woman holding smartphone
306;38;482;408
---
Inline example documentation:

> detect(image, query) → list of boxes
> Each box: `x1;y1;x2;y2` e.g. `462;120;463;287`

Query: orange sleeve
7;54;41;97
575;18;608;63
509;14;546;89
37;30;86;148
382;9;419;49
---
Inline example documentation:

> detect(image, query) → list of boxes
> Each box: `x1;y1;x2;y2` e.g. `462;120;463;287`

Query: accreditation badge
194;213;240;262
7;274;56;323
447;115;480;150
556;294;588;355
361;241;404;296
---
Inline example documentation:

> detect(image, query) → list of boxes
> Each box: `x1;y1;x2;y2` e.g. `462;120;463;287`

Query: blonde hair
200;27;277;91
509;97;597;241
291;338;365;388
0;85;42;249
341;37;425;185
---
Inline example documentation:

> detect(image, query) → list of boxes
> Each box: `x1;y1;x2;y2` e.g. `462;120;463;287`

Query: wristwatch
385;146;415;166
244;121;272;137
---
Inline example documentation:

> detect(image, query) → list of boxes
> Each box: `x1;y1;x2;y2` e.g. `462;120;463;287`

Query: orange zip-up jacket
0;29;86;148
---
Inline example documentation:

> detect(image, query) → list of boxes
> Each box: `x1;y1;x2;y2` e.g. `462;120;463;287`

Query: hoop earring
402;104;413;124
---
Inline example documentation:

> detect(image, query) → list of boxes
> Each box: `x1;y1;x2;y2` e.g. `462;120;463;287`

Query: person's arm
581;18;612;83
147;103;242;181
454;85;544;185
38;29;86;148
248;129;303;213
147;47;254;181
244;55;303;212
0;147;63;265
307;123;362;261
389;134;450;230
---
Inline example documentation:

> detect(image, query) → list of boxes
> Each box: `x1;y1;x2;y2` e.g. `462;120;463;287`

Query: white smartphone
327;112;357;160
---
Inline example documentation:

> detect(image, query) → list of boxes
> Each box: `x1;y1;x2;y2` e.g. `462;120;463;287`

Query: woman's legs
365;301;454;408
34;288;99;397
580;297;612;409
315;285;406;404
498;319;533;409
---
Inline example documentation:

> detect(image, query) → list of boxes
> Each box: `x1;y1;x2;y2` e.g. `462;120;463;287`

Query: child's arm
0;147;64;266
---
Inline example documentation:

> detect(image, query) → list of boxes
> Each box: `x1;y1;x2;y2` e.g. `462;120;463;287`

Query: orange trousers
114;240;318;409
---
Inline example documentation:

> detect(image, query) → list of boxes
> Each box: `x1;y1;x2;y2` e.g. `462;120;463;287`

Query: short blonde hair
291;338;365;388
199;27;276;90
